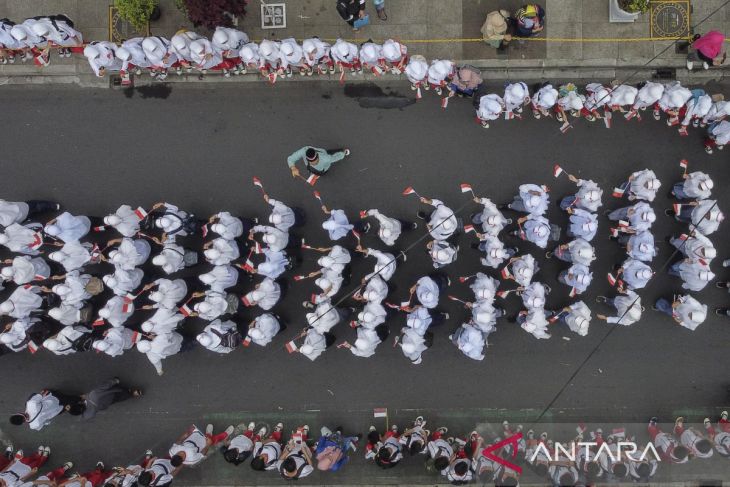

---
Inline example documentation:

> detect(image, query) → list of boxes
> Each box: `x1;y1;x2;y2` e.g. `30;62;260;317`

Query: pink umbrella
693;31;725;59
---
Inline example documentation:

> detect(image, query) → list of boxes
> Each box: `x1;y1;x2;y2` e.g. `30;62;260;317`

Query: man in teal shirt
286;146;351;178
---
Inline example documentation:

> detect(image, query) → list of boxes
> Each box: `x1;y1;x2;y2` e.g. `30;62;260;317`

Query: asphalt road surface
0;81;728;485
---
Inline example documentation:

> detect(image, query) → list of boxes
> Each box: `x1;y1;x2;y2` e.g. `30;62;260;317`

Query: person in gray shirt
67;377;143;420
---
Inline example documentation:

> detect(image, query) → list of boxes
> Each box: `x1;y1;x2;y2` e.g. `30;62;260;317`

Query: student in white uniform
92;327;137;357
196;320;241;354
672;171;713;200
208;211;245;240
203;238;240;266
627;169;661;202
654;294;707;331
43;212;90;242
102;268;144;296
9;391;65;430
0;286;43;320
417;196;458;241
471;197;511;235
450;323;485;361
596;289;642;326
141;36;177;80
0;223;44;255
169;424;234;467
1;256;50;285
247;313;281;347
83;41;122;77
103;205;144;237
503;183;549;216
241;278;281;310
136;331;183;376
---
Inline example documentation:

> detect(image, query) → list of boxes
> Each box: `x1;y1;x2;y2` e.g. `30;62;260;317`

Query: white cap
689;310;706;322
436;249;450;262
476;288;491;300
641;211;656;223
251;290;264;301
637;268;652;279
318;256;334;268
315;278;331;290
108;250;120;263
48;251;64;262
44;338;61;351
638;243;652;253
104;214;121;226
212;29;229;46
527;296;544;308
52;284;70;296
528;194;541;207
280;42;294;56
141;321;154;333
302;39;316;54
1;267;14;279
299;344;314;355
575;316;588;328
248;328;264;340
476;311;492;322
401;343;416;354
269;213;283;225
581;221;597;233
262;234;276;245
0;234;8;245
115;46;131;61
199;273;215;285
211;223;226;234
149;291;163;303
699;179;714;191
197;333;214;347
382;41;401;60
335;41;350;59
360;311;375;322
518;267;532;278
195;302;212;313
142;37;163;57
585;189;600;202
93;340;109;352
486;215;499;226
259;40;275;57
240;45;255;61
535;225;549;238
45;224;60;236
485;98;502;114
190;39;206;56
48;308;66;321
702;247;717;259
709;209;724;221
699;270;714;281
576;247;594;259
540;90;557;107
361;44;377;60
205;248;221;261
0;333;15;344
98;308;111;319
381;228;392;239
152;255;167;266
645;178;660;190
354;338;368;349
136;340;152;353
156;216;172;229
508;83;526;99
648;84;664;100
171;36;187;51
363;290;377;301
103;275;118;288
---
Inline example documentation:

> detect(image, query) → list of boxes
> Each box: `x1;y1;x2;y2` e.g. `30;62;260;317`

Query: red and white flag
28;341;39;354
252;176;264;189
241;295;252;307
673;203;682;215
603;109;612;129
416;86;422;100
201;224;208;238
373;408;388;418
553;164;564;178
500;266;512;279
458;275;474;283
242;336;252;347
313;191;323;204
134;207;148;220
496;289;512;299
569;287;578;298
610;228;619;237
607;273;617;286
93;318;105;327
618;220;629;228
306;174;319;186
679;159;688;170
460;183;473;194
624;110;637;121
612;186;625;198
463;224;475;234
402;186;417;196
285;340;298;353
93;225;106;232
180;303;193;316
293;275;307;281
359;210;368;219
441;97;449;109
560;121;572;133
34;52;50;67
350;320;358;328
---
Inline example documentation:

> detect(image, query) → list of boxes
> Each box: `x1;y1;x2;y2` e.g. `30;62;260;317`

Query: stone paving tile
546;22;583;60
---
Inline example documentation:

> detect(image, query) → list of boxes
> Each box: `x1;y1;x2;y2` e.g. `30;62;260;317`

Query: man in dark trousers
287;145;351;179
67;377;143;420
336;0;366;28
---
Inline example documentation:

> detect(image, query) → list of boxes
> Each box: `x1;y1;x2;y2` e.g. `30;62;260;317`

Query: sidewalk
0;0;727;86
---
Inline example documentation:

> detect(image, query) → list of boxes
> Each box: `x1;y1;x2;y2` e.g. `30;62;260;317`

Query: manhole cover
261;2;286;29
650;0;690;39
108;5;149;42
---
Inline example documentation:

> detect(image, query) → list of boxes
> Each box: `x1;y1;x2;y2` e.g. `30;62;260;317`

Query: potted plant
179;0;248;30
618;0;650;14
114;0;160;31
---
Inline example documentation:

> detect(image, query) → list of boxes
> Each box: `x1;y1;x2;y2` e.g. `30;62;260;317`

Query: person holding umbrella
687;31;726;71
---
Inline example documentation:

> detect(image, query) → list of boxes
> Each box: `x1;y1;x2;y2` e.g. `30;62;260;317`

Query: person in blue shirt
287;146;351;178
315;426;360;472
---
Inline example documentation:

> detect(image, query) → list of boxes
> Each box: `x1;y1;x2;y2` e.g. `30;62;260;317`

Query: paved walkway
0;0;728;86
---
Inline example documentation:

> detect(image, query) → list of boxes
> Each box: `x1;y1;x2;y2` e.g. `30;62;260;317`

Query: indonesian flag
201;224;208;238
285;340;298;353
93;225;106;232
313;191;323;203
678;233;688;241
560;120;572;133
359;210;368;219
400;300;411;307
680;159;689;169
441;97;449;109
350;320;358;328
122;295;134;313
460;183;473;193
610;227;619;237
607;273;617;286
569;287;577;298
371;66;383;76
268;72;277;84
252;176;264;188
180;304;193;317
134;207;148;220
618;220;629;228
612;185;625;198
416;86;422;100
458;276;470;283
242;259;255;273
373;407;388;418
93;318;105;327
603;109;612;129
496;290;509;299
501;266;512;279
306;174;319;186
28;341;39;354
611;427;626;439
402;186;416;196
253;241;262;254
673;203;682;215
351;230;361;242
310;293;318;304
242;336;252;347
504;111;514;120
463;224;475;234
293;275;307;281
34;51;50;67
624;110;637;121
553;164;564;178
241;295;252;306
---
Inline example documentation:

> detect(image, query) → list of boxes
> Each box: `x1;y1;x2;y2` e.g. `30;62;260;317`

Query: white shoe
224;425;235;437
205;424;214;435
703;62;710;70
257;426;268;437
247;422;256;431
686;60;694;70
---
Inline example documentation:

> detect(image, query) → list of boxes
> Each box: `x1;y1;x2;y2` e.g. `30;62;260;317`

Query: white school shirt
2;286;43;319
455;324;485;360
405;57;428;84
169;428;207;465
140;332;183;375
400;327;427;364
99;295;134;327
280;38;305;69
517;184;549;216
109;204;141;237
146;308;185;334
620;259;652;290
629;169;660;202
574;179;603;212
243;277;280;310
427;199;457;241
45;212;90;242
633;82;664;109
111;238;151;270
300;329;327;361
681;171;713;200
26;393;63;430
212;27;249;54
429;241;457;268
682;94;712;126
627;230;656;262
415;276;440;308
565;238;595;266
609;84;638;106
564;301;591;336
349;328;381;358
1;223;43;255
106;268;144;295
364;249;396;281
205;237;240;266
322;210;353;240
250;313;280;346
532;84;558;110
306;300;341;334
330;39;358;64
152;278;188;310
302;38;330;66
142;36;177;68
95;327;136;357
85;41;121;76
257;249;288;279
156;242;187;274
196;291;229;321
190;39;223;70
362;275;388;302
512;255;537;287
57;271;92;306
253;225;288;252
691;199;723;235
521;310;551;339
406;306;432;336
606;290;642;325
4;256;50;284
118;37;153;70
674;294;707;330
480;235;507;268
470;273;499;302
268;198;296;231
0;200;29;227
367;209;401;246
477;94;504;121
201;265;239;292
34;18;82;47
171;30;203;62
212;211;244;239
48;304;82;326
44;325;88;355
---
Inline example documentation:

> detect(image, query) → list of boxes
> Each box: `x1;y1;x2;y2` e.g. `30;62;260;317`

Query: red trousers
19;453;48;470
647;424;661;441
46;466;68;481
206;432;229;445
81;469;112;487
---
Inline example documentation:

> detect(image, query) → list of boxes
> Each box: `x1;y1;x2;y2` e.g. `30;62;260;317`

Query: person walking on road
69;377;143;420
9;389;79;430
287;146;351;179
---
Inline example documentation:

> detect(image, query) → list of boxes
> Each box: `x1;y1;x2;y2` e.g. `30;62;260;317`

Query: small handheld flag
569;287;578;298
359;210;368;219
293;275;308;281
306;174;320;186
180;303;193;316
313;191;323;204
458;274;476;283
242;336;252;347
373;408;388;418
460;183;475;196
496;289;516;299
679;159;688;171
441;97;449;109
463;224;476;234
559;120;572;133
612;182;628;198
501;266;512;279
553;164;564;178
673;203;682;215
402;186;420;198
607;273;617;286
201;224;208;238
93;318;105;327
133;207;148;220
603;109;612;129
285;340;298;353
93;225;106;232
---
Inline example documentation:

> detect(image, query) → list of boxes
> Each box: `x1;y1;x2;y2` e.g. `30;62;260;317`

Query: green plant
618;0;650;14
114;0;158;31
